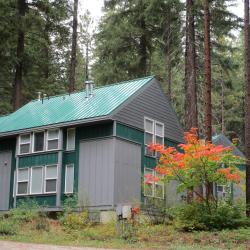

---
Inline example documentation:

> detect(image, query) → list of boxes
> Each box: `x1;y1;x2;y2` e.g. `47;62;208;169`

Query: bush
0;219;17;235
60;210;90;230
173;201;250;231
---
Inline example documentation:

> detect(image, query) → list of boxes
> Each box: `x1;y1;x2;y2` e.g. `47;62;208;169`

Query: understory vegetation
0;199;249;250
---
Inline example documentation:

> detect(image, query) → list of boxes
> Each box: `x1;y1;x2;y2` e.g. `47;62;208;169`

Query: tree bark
244;0;250;217
185;0;198;130
13;0;26;110
139;18;147;76
204;0;212;142
165;20;172;100
69;0;78;93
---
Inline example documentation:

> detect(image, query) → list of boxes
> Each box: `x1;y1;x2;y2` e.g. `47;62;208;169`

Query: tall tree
185;0;198;130
69;0;78;92
13;0;26;110
244;0;250;217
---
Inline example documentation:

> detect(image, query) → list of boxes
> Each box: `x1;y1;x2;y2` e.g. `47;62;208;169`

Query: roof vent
84;80;94;99
37;91;42;101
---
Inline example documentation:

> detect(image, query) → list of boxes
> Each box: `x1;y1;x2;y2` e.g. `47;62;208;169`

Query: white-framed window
144;117;164;157
19;134;31;154
144;168;164;199
66;128;75;151
65;164;74;194
217;184;231;198
30;166;43;194
33;131;45;152
44;165;58;193
17;168;29;195
47;129;60;151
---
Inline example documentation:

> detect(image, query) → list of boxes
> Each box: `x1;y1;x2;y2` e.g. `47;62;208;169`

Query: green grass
0;219;249;249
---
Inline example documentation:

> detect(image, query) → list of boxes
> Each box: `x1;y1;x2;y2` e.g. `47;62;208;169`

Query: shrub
60;210;90;230
0;219;17;235
173;201;250;231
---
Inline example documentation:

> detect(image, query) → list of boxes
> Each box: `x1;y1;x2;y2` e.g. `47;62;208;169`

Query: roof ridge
31;75;155;103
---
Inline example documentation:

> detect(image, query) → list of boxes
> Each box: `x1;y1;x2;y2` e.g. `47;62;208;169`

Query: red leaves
217;168;240;183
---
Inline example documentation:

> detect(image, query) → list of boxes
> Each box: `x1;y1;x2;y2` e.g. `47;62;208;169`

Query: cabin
0;76;184;212
212;134;246;200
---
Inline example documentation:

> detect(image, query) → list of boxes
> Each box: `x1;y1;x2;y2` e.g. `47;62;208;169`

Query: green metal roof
0;76;154;134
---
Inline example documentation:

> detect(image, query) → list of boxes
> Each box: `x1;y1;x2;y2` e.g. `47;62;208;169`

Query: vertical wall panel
78;138;115;207
114;139;141;205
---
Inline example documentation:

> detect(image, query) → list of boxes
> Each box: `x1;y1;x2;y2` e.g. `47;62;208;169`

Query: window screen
19;134;31;154
45;165;57;193
67;128;75;151
47;129;59;150
17;168;29;195
31;167;43;194
65;164;74;193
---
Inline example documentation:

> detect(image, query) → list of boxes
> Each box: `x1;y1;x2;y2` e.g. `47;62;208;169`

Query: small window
33;131;45;152
144;168;164;199
47;129;59;150
217;184;231;198
144;168;154;197
30;167;43;194
66;128;75;151
65;164;74;193
17;168;29;195
44;165;57;193
19;134;31;154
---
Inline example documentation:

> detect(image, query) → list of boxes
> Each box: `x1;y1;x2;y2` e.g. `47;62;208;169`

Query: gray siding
114;139;141;205
112;79;184;143
78;138;115;207
165;181;183;207
0;151;12;210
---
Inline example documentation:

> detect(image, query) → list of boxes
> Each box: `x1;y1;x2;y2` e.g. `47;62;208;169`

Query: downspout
14;156;19;208
56;129;63;208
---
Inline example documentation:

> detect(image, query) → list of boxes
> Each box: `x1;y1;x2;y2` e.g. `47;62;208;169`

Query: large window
47;129;59;150
65;164;74;193
217;184;231;198
66;128;75;151
44;165;58;193
144;117;164;156
19;134;31;154
33;131;45;152
144;168;164;199
30;167;43;194
17;168;29;195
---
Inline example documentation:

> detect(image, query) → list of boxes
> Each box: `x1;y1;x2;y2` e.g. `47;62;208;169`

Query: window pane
155;136;163;145
144;183;153;196
65;165;74;193
145;133;153;145
31;167;43;194
145;119;153;133
18;182;28;194
155;123;164;136
46;165;57;178
20;134;30;143
217;185;223;192
67;129;75;150
18;168;29;181
155;183;164;199
48;129;59;139
34;132;44;152
47;139;58;150
45;179;57;193
20;144;30;154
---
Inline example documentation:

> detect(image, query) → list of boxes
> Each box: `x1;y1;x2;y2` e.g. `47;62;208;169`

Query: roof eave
0;115;113;138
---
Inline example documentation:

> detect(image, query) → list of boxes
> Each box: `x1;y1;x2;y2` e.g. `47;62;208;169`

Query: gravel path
0;241;118;250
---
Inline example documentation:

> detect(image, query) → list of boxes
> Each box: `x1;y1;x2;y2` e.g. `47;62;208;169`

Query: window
47;129;59;150
217;184;231;198
44;165;58;193
17;168;29;195
30;167;43;194
144;118;164;157
65;164;74;193
144;168;164;199
19;134;31;154
33;131;45;152
66;128;75;151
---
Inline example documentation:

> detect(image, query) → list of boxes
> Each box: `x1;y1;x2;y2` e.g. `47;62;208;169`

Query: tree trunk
165;20;172;100
13;0;26;110
204;0;213;199
204;0;212;142
139;19;147;76
69;0;78;93
185;0;198;130
220;69;225;134
244;0;250;217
